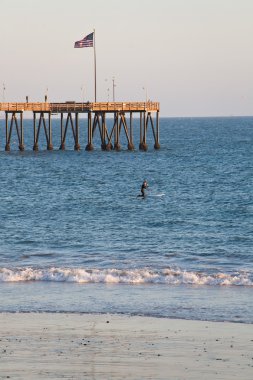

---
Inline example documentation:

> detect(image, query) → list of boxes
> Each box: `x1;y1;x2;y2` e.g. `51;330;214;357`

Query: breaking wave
0;267;252;286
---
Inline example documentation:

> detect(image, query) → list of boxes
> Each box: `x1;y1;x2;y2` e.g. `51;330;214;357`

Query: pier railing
0;101;159;113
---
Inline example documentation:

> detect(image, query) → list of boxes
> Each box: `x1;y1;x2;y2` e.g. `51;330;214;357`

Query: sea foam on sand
0;313;252;379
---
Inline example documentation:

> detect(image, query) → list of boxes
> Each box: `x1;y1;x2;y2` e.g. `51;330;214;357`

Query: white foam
149;193;165;197
0;267;252;286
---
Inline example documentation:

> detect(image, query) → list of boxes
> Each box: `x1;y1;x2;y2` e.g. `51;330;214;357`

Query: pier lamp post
105;78;109;101
80;85;85;102
112;77;116;102
105;78;116;102
2;83;6;102
142;86;148;103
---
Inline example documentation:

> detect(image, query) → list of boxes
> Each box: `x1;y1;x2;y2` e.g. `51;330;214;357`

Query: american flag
74;32;94;48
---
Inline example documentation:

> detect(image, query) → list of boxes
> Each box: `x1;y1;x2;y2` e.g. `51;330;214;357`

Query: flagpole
93;29;97;102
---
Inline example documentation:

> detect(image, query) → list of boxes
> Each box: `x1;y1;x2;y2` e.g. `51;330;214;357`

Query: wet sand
0;313;252;379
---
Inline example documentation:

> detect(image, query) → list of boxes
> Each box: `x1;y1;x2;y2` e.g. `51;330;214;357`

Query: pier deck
0;101;160;152
0;101;159;113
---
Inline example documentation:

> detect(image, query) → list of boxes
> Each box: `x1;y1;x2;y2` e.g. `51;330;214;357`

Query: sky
0;0;253;117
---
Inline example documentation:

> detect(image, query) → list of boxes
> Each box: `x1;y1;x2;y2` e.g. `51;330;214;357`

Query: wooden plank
0;101;159;113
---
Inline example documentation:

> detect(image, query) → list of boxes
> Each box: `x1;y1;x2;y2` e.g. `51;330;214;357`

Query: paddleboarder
140;179;148;197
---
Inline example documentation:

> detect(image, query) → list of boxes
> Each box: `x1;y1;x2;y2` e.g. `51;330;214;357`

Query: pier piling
5;111;25;151
0;101;160;151
33;112;53;151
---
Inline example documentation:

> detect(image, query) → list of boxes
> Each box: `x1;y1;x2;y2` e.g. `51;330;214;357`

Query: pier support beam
48;113;53;150
118;112;134;151
128;111;134;151
91;112;114;151
85;111;94;151
91;113;102;149
139;111;148;151
90;112;134;151
101;112;107;150
33;112;53;151
114;112;120;151
59;113;80;150
60;113;65;150
139;110;160;151
142;111;148;151
74;113;80;151
5;111;25;151
104;113;115;151
154;110;160;149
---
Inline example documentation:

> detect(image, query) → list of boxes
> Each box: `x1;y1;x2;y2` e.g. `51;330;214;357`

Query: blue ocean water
0;116;252;322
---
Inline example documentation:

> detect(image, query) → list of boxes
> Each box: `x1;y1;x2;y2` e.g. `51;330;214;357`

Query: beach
1;0;253;376
0;313;252;379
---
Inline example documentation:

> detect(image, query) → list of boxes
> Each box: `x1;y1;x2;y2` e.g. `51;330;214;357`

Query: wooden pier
0;101;160;151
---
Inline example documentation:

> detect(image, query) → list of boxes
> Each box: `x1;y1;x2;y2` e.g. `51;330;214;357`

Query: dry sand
0;313;252;379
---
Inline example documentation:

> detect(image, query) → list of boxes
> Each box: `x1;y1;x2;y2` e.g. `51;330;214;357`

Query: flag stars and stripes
74;32;94;48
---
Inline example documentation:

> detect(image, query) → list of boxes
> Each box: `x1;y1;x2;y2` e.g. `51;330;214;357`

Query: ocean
0;116;252;323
